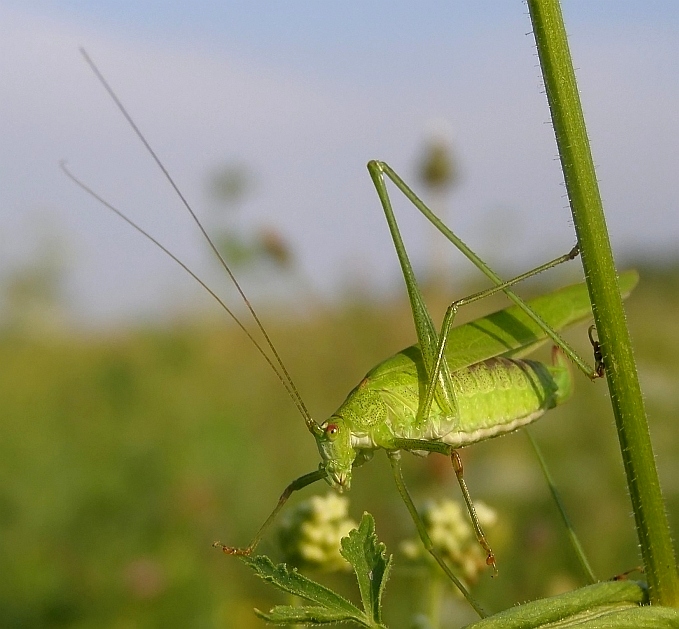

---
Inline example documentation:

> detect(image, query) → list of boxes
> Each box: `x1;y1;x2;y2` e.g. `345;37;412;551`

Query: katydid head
315;417;356;492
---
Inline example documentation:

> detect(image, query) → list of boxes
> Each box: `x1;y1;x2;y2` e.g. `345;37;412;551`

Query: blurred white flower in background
277;493;358;572
400;498;498;586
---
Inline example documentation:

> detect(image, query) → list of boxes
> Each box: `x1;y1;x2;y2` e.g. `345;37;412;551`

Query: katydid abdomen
437;354;571;446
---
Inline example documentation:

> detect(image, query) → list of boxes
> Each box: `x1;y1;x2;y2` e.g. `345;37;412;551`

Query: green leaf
340;513;393;625
240;514;393;627
255;604;368;625
554;604;679;628
462;581;650;628
240;555;365;622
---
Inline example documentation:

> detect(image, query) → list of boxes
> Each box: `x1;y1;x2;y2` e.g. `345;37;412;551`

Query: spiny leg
420;304;459;422
370;156;595;577
214;468;326;556
387;451;488;618
369;160;600;380
367;158;458;424
369;158;600;567
450;451;496;574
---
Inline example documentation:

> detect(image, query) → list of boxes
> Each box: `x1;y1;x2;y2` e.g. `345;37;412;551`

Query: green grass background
1;262;677;628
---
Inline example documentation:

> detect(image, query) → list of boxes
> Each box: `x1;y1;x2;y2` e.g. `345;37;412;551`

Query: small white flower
299;543;326;564
278;493;358;572
399;498;498;586
474;500;498;528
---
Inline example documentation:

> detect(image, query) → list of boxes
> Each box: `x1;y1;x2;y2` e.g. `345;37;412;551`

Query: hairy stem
527;0;679;606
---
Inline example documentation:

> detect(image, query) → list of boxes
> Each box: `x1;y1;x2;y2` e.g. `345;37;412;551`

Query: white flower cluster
400;498;497;585
278;493;358;572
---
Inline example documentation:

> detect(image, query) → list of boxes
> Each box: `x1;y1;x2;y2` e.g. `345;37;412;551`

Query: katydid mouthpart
67;49;638;616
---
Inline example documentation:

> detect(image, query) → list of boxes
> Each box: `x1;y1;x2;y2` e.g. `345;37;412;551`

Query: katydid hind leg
374;160;599;380
421;254;587;421
526;429;597;584
367;160;459;422
420;304;460;423
588;325;605;378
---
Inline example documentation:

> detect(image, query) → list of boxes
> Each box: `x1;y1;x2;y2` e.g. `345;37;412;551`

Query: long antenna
73;49;320;436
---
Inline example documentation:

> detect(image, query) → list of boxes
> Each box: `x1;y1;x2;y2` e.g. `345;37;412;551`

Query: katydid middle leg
450;450;496;571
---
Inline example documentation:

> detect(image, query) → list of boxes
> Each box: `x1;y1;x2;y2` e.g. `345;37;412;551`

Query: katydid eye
324;423;339;439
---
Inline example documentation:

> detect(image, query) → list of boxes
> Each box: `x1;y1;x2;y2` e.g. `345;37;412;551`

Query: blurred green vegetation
0;261;677;628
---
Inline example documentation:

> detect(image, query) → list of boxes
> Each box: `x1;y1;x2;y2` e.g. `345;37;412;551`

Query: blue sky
1;2;678;326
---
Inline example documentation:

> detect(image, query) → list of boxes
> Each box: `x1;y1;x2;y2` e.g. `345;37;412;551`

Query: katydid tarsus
67;50;638;617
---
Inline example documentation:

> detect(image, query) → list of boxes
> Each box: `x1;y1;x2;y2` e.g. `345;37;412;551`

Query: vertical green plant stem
526;430;596;585
527;0;679;606
426;575;443;629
